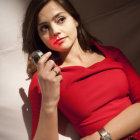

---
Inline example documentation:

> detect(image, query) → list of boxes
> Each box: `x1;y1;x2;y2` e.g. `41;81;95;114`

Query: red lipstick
54;37;67;45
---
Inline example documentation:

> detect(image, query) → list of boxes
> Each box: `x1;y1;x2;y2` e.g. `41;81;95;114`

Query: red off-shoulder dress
29;42;140;140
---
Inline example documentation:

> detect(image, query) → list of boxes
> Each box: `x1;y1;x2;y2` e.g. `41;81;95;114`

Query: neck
58;39;92;67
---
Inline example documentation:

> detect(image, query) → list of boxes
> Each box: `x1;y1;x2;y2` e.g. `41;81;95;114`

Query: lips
54;37;67;45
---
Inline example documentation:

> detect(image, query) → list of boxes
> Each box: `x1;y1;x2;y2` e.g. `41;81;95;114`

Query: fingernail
48;51;52;55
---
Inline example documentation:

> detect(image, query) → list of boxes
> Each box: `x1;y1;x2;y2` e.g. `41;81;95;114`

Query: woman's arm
29;72;60;140
81;103;140;140
30;52;62;140
103;102;140;139
33;103;59;140
81;46;140;140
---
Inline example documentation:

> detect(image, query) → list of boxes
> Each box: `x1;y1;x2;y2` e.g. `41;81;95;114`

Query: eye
57;17;66;24
40;25;49;33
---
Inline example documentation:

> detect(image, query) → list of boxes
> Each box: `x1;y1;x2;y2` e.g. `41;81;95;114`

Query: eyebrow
38;12;65;26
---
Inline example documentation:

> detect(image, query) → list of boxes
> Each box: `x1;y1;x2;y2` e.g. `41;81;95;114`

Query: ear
74;19;78;27
76;21;78;27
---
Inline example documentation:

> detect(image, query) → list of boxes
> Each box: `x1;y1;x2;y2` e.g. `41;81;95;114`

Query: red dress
29;42;140;140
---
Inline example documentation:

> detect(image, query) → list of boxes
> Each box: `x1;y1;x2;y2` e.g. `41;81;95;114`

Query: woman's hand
37;51;63;110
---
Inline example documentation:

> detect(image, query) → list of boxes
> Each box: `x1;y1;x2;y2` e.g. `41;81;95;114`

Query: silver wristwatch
98;128;112;140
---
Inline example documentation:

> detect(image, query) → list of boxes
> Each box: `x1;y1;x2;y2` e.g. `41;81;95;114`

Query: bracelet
98;128;113;140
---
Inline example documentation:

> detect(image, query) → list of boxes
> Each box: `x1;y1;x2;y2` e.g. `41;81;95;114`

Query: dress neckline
59;42;110;70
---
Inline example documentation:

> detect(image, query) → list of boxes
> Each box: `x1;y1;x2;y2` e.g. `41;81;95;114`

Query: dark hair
22;0;100;79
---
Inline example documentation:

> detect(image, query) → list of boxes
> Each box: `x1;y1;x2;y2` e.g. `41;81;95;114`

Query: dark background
70;0;140;74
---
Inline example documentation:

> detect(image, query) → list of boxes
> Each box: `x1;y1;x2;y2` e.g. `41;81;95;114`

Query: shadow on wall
19;87;80;140
58;110;81;140
19;88;32;140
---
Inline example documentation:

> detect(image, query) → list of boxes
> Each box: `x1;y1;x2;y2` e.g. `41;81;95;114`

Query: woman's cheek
42;37;63;51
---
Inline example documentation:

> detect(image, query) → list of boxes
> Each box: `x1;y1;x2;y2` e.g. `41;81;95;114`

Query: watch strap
98;128;112;140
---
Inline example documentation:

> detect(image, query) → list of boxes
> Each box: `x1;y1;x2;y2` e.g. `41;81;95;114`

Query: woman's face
37;0;78;52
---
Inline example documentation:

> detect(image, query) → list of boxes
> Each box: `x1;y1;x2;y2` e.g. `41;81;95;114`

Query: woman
22;0;140;140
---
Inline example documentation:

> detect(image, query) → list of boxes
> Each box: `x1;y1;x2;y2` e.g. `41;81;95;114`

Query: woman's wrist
91;131;100;140
41;101;58;114
98;128;113;140
80;131;100;140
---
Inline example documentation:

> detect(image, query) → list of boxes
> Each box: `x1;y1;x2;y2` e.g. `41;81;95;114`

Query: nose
50;24;61;37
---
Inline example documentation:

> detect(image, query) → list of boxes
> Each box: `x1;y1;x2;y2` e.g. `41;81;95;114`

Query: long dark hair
22;0;100;79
